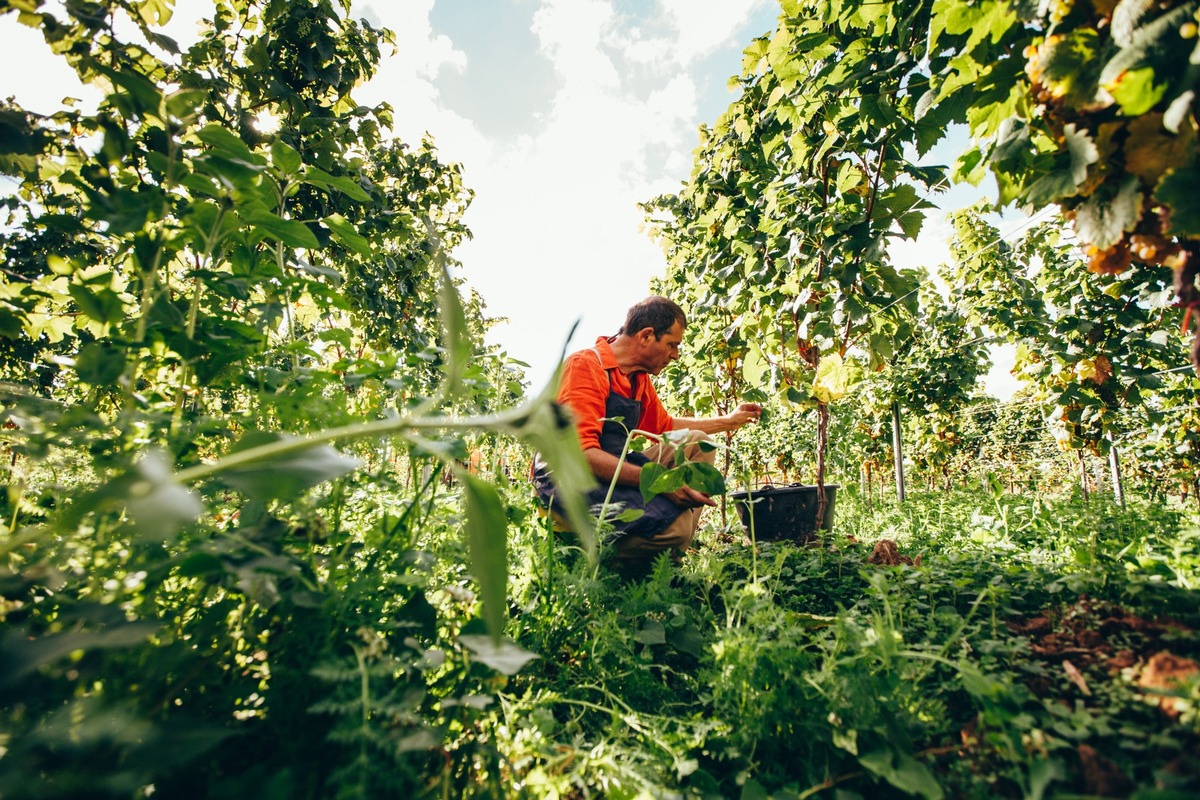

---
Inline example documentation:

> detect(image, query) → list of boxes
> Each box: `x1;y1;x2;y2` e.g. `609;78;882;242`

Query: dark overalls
533;351;684;540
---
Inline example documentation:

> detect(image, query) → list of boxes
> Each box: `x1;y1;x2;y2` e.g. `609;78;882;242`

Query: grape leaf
68;283;125;326
1024;123;1098;206
1040;28;1105;111
1075;174;1142;250
813;351;852;403
1124;113;1194;185
1155;166;1200;236
75;341;126;386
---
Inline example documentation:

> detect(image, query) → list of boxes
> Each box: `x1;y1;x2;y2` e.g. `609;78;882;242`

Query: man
533;296;762;563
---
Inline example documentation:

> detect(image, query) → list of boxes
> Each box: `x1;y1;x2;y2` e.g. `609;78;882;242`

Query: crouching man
533;296;761;564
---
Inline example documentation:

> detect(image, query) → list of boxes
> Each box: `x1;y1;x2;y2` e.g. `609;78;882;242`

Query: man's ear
637;327;656;344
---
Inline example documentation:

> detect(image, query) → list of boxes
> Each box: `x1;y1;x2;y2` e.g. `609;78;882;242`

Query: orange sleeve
637;379;673;436
557;351;608;451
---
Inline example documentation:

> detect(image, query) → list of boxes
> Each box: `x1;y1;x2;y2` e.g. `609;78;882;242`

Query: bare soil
867;538;922;566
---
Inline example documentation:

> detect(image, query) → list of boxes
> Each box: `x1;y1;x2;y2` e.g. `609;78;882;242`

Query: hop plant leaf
62;450;204;541
458;635;539;676
219;432;362;501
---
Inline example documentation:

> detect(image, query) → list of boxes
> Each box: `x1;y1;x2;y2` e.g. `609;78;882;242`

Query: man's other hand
666;485;718;508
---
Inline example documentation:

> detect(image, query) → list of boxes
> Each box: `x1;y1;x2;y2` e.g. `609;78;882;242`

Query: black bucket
727;483;838;544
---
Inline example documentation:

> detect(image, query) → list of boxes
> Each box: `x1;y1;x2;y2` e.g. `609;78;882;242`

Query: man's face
643;320;684;374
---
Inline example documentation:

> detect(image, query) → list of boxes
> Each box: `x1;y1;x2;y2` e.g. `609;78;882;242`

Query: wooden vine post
892;400;906;502
1108;433;1125;507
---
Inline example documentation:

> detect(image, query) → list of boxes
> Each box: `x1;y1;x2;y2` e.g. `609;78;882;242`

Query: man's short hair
622;296;687;338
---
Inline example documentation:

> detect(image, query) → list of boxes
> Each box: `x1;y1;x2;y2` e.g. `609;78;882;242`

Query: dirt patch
1009;615;1053;636
867;538;922;567
1138;651;1200;718
1008;596;1190;672
1108;649;1137;671
1077;744;1134;798
967;598;1200;796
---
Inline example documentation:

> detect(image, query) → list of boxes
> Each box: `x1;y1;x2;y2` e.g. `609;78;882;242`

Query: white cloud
2;0;774;392
354;1;486;159
532;0;618;88
602;0;776;69
445;0;747;389
371;0;467;80
0;15;95;114
658;0;776;64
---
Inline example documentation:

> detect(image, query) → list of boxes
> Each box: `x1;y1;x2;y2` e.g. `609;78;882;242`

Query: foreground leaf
458;635;539;675
65;451;204;540
813;352;853;403
218;432;361;500
458;470;509;644
499;329;598;560
857;748;945;800
1075;174;1142;250
1155;167;1200;236
640;461;681;503
437;258;471;397
0;623;159;689
74;341;126;386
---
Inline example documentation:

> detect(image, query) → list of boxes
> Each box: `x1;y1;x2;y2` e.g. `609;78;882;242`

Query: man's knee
612;508;696;560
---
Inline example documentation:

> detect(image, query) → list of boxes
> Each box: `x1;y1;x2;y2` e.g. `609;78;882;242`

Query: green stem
598;427;662;517
173;401;546;485
267;177;301;371
354;645;370;798
746;482;758;584
172;211;227;435
280;251;299;371
126;128;180;405
171;363;191;435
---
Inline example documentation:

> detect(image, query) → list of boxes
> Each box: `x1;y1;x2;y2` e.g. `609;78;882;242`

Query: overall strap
593;347;636;393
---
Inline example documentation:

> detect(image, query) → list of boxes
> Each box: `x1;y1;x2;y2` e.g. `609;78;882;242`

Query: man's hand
671;402;764;436
726;402;763;430
665;485;718;508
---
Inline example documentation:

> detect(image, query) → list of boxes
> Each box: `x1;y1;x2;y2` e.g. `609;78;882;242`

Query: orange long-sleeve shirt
557;336;674;451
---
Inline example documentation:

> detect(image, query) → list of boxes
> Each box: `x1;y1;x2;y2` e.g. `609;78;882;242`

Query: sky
0;0;1021;399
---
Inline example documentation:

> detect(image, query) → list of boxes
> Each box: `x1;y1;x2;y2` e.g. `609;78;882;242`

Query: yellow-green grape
1050;0;1074;24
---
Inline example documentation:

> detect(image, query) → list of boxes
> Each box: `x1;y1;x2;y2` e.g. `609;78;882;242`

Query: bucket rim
728;483;841;500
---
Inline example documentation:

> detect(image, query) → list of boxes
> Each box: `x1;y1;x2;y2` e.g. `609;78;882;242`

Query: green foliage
645;0;944;493
0;2;592;797
949;205;1187;463
642;0;1198;513
637;430;727;504
495;488;1200;799
3;1;1200;798
925;0;1200;360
